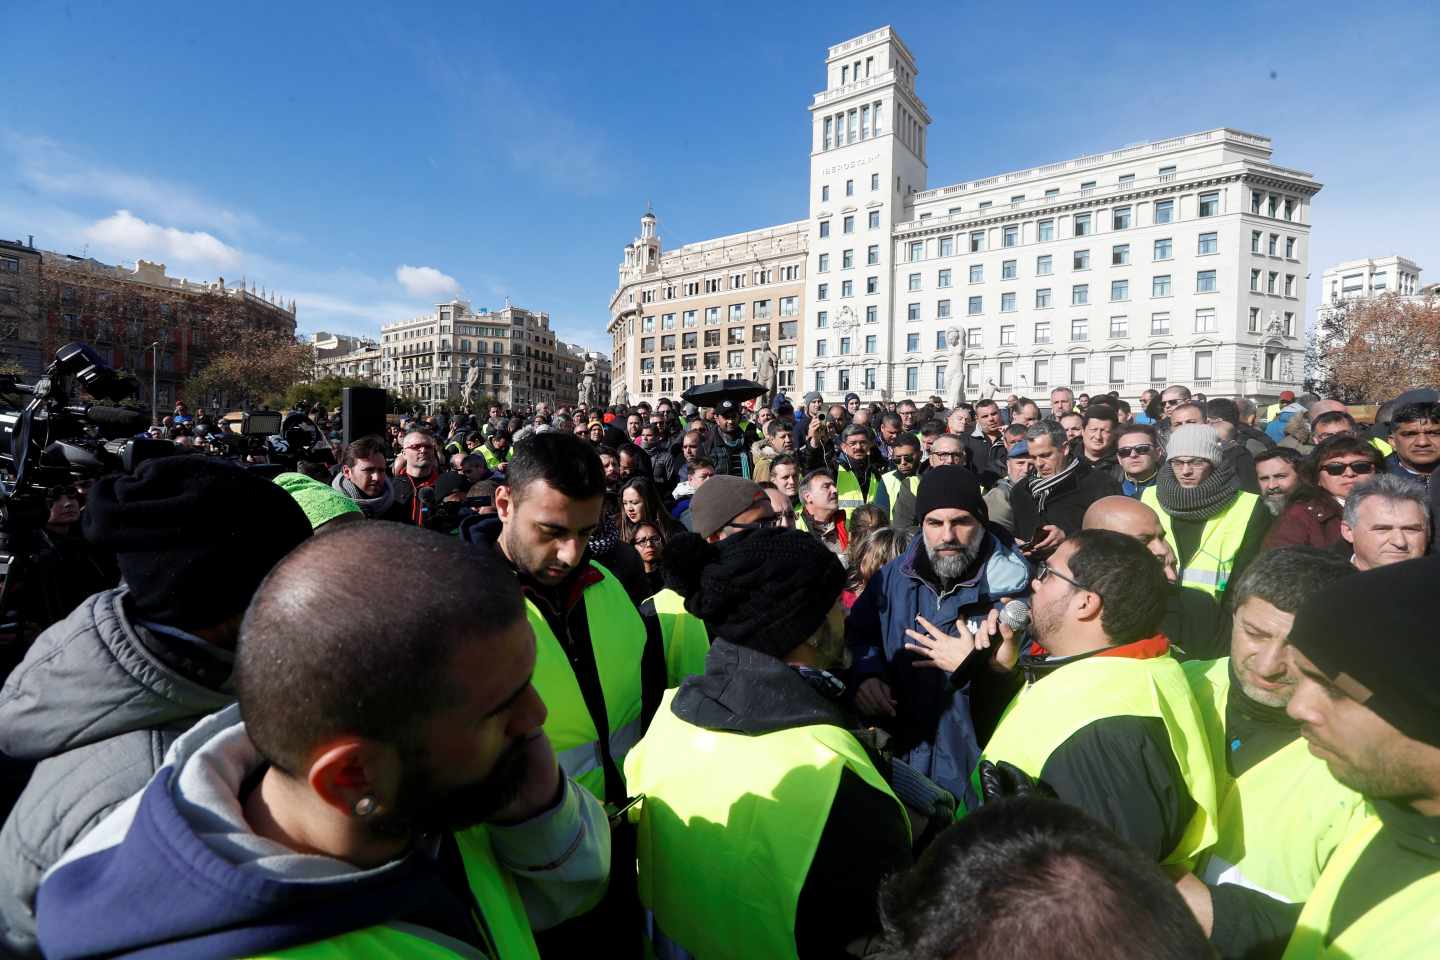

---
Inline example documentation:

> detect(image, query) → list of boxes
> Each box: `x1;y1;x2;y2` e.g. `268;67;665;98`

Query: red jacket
1262;496;1344;551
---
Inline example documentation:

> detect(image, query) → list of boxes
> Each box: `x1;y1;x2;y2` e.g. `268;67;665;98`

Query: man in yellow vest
880;432;923;535
1142;424;1272;605
479;427;511;471
643;475;779;686
802;422;888;521
464;431;663;952
626;527;918;959
965;529;1219;867
1173;546;1366;959
36;523;609;959
1177;555;1440;959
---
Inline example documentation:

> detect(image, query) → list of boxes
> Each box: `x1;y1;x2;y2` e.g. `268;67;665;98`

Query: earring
353;795;377;817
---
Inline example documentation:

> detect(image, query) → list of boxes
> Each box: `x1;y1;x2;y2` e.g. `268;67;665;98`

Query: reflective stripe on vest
1281;816;1440;959
528;562;647;800
625;689;910;960
1184;658;1368;903
648;588;710;687
1141;488;1259;597
250;829;536;959
975;653;1219;868
834;467;879;519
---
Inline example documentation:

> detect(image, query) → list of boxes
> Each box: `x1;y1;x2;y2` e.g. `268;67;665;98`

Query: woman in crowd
848;504;890;553
629;520;667;594
842;527;911;610
618;476;674;543
1263;435;1384;550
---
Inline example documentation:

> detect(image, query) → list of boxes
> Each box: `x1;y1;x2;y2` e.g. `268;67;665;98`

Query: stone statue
578;357;597;409
460;359;481;412
755;335;779;407
943;326;967;409
613;380;630;407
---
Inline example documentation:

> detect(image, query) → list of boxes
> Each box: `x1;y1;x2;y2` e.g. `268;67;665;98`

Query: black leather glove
976;760;1055;804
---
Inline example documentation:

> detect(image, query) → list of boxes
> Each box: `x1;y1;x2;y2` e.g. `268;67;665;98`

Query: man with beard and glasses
1254;448;1304;517
846;466;1031;806
34;523;609;960
1143;424;1272;606
626;528;928;959
972;531;1219;871
1169;547;1365;960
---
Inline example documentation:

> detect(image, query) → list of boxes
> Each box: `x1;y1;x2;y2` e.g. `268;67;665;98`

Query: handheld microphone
998;599;1031;633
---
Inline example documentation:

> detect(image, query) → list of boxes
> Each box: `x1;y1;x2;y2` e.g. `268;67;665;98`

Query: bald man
1084;496;1223;661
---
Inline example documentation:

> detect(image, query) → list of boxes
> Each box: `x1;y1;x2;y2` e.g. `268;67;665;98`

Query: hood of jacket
36;704;467;960
897;528;1032;602
670;639;849;736
0;588;233;761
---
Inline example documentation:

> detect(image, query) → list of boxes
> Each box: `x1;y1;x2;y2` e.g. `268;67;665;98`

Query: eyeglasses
1036;561;1086;591
632;536;663;547
1319;460;1377;476
893;453;918;462
1162;398;1184;408
930;450;963;462
404;443;435;452
1117;444;1155;458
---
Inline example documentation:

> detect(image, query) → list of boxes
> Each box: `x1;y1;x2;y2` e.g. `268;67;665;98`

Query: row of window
635;265;802;306
819;209;883;237
639;346;800;373
823;270;1228;316
812;348;1247;395
820;173;882;203
639;321;801;354
812;308;1298;357
641;297;799;331
638;370;799;396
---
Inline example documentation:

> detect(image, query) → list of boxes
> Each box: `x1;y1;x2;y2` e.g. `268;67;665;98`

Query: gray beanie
1167;424;1223;465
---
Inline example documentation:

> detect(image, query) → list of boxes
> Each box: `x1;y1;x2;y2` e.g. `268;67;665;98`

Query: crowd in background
1;376;1437;959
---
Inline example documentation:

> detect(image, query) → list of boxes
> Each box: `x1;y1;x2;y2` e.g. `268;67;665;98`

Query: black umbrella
681;378;767;409
1389;388;1440;409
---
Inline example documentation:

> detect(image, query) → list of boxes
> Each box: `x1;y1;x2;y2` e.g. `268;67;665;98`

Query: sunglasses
1162;398;1184;407
1118;444;1155;458
1319;460;1376;476
725;515;782;532
893;453;918;461
1035;561;1085;590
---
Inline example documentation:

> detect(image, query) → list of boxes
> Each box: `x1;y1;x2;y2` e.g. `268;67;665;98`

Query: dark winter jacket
0;589;233;958
964;430;1008;487
1011;457;1124;541
671;640;914;957
845;531;1031;806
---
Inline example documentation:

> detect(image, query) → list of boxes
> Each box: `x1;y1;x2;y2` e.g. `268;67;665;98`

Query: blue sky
3;1;1438;353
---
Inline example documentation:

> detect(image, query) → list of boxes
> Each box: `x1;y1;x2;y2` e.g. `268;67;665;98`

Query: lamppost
150;340;161;425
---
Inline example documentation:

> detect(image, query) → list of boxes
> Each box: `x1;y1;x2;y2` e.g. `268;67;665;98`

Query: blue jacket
845;531;1031;806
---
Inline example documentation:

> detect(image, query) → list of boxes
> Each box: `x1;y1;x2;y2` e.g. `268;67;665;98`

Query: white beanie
1167;424;1223;465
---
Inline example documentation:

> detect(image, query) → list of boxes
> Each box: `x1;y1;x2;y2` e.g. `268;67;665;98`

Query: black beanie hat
662;527;845;659
1288;555;1440;748
83;456;312;630
914;465;989;526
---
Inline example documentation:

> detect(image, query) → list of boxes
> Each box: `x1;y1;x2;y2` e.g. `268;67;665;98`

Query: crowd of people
0;379;1437;959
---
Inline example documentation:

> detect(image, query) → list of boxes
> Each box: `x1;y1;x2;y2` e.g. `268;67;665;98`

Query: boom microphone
84;406;153;433
998;599;1031;633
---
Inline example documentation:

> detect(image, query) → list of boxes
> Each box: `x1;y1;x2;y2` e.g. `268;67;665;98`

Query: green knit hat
273;472;362;530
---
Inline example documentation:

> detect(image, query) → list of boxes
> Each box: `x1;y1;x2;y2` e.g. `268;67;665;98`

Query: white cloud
3;131;261;234
83;210;243;272
395;264;461;299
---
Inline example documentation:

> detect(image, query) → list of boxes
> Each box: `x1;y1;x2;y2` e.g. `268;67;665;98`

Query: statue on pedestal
460;359;481;412
755;335;779;408
943;326;967;409
578;357;597;410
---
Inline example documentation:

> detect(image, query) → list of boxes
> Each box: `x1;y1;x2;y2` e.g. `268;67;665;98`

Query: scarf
1155;460;1241;520
332;472;396;518
1028;457;1080;514
710;429;752;479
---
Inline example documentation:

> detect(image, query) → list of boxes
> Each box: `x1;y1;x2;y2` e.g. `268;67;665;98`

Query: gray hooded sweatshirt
0;588;232;958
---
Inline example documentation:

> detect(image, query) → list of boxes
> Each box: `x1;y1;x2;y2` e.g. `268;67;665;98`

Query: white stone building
1320;256;1423;305
609;25;1320;406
